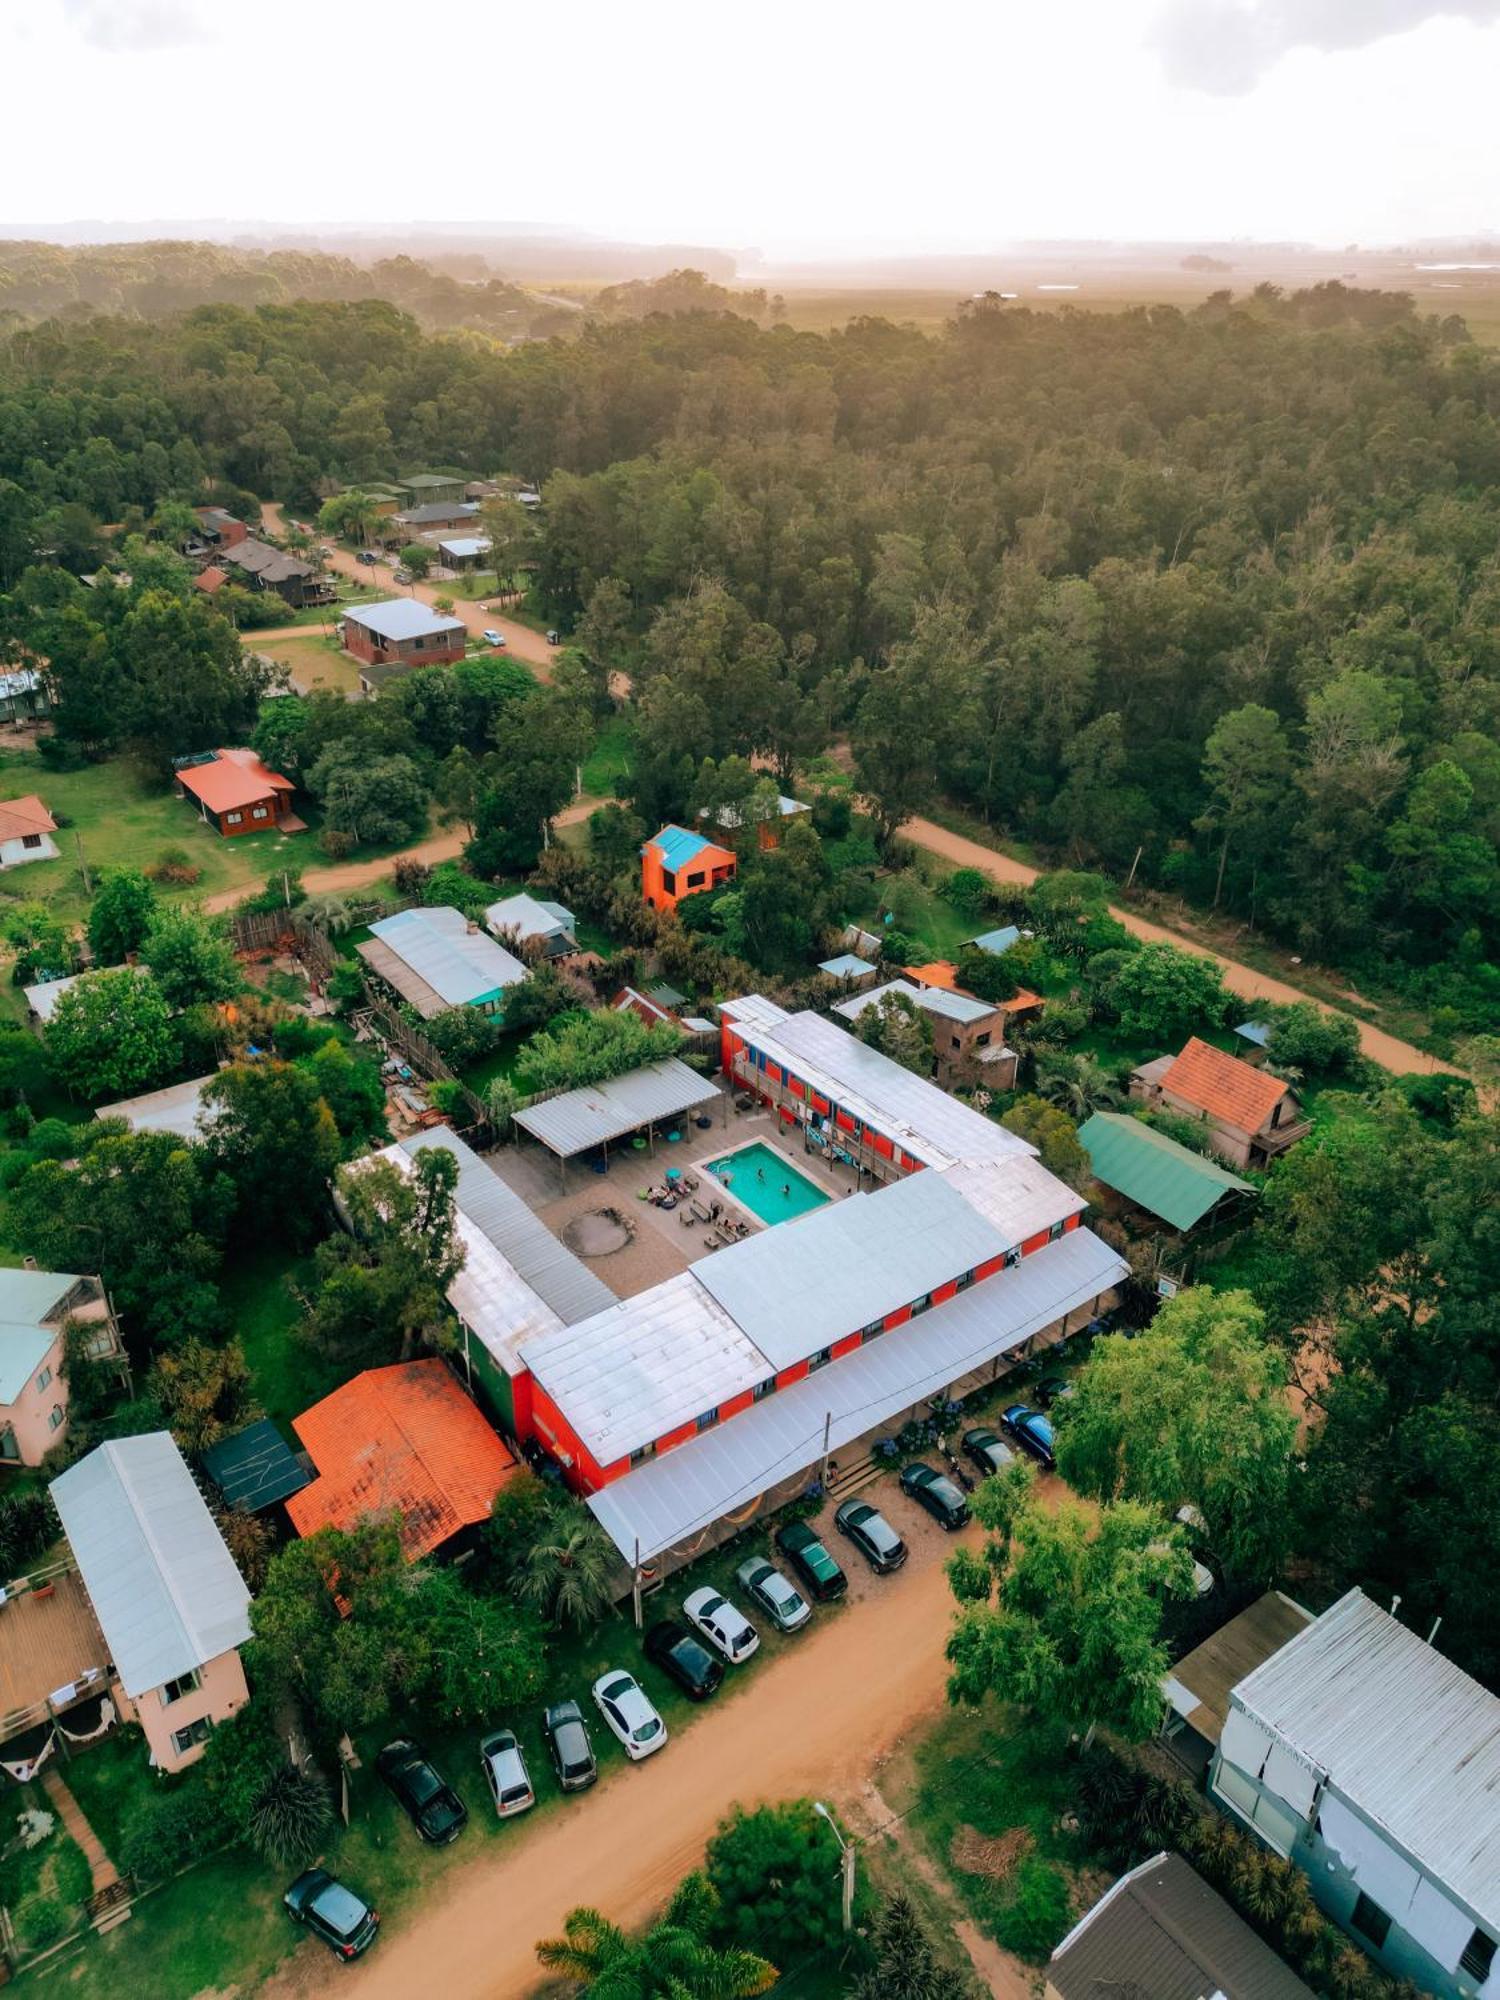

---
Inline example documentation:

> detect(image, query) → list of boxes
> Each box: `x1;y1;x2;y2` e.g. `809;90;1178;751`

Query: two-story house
341;599;467;676
833;977;1018;1089
0;1269;123;1467
1210;1588;1500;2000
1130;1035;1309;1170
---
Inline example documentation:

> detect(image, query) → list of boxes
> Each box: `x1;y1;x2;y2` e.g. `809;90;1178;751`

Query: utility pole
73;830;92;898
819;1410;833;1492
813;1802;856;1932
632;1538;643;1630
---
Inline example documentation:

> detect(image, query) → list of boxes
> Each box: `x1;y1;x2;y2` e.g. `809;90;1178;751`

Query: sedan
542;1699;597;1792
774;1521;847;1602
736;1555;812;1632
963;1426;1016;1477
644;1620;725;1700
479;1728;534;1818
834;1498;908;1574
482;628;507;647
375;1738;467;1845
683;1585;760;1663
899;1462;971;1530
1002;1403;1056;1470
356;549;379;565
284;1868;379;1961
1035;1374;1076;1410
592;1670;668;1760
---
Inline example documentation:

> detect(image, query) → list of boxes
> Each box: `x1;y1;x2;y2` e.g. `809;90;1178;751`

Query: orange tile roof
1160;1036;1287;1136
286;1359;517;1563
0;795;57;843
1002;988;1044;1014
176;747;295;815
194;565;228;594
904;961;960;991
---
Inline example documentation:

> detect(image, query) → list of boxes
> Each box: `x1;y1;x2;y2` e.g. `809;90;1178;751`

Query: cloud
1153;0;1500;94
59;0;210;53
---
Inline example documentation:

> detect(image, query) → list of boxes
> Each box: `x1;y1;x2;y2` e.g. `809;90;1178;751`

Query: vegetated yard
581;714;633;798
249;628;363;697
0;1776;93;1957
221;1247;345;1433
0;745;300;927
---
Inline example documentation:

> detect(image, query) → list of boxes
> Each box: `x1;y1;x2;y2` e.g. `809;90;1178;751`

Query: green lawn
581;715;633;799
222;1248;344;1432
250;629;365;697
0;1776;94;1955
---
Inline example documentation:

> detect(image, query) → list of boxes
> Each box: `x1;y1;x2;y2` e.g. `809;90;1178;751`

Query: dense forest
0;278;1497;1030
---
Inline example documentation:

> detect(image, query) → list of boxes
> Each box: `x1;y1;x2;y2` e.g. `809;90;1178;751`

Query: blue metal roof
968;926;1021;955
1234;1021;1274;1049
819;953;876;977
649;825;714;873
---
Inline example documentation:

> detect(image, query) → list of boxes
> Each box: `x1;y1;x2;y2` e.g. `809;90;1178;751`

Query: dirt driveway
900;814;1458;1080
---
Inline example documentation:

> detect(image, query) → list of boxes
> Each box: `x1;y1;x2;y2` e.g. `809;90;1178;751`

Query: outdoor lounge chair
690;1199;714;1223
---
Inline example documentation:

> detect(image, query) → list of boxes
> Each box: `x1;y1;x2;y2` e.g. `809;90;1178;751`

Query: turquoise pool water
706;1143;831;1225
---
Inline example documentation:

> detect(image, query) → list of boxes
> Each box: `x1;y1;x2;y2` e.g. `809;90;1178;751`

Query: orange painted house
641;825;737;913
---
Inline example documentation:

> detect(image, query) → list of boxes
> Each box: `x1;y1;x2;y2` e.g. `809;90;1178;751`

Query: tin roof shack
1078;1110;1257;1237
1211;1589;1500;2000
357;906;528;1019
485;892;577;957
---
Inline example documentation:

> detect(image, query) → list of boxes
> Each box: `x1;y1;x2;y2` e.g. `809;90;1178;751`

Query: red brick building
341;599;467;669
173;748;299;838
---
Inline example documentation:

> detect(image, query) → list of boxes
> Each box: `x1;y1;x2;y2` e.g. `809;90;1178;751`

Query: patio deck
0;1570;110;1738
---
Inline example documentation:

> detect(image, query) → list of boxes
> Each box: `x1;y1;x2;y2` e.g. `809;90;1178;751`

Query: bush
392;857;433;898
1399;1070;1477;1125
26;1117;81;1161
428;1078;465;1117
705;1801;855;1957
0;1489;61;1574
246;1764;335;1868
148;847;202;887
994;1857;1073;1961
119;1784;221;1884
18;1896;72;1952
941;865;993;918
1264;1001;1360;1076
318;828;354;860
422;1005;503;1066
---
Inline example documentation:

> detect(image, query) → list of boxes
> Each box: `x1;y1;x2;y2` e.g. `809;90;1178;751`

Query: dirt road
261;502;555;669
265;1543;964;2000
901;815;1456;1079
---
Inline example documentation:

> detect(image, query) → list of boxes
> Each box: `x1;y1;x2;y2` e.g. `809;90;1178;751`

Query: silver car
479;1728;534;1818
735;1555;811;1633
592;1671;668;1761
683;1586;760;1663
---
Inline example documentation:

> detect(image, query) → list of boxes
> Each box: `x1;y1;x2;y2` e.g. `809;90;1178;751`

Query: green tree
424;1567;549;1722
300;1039;387;1148
1057;1288;1297;1582
853;604;974;850
536;1875;778;1997
1033;1051;1124;1119
854;989;934;1077
1102;942;1226;1046
317;491;381;545
515;1009;682;1095
3;902;76;985
141;905;241;1010
304;1149;464;1369
512;1500;619;1632
848;1895;951;2000
86;868;159;965
1263;1001;1361;1077
201;1060;342;1246
999;1095;1088;1187
46;968;178;1100
147;1336;257;1454
247;1765;335;1870
705;1802;853;1960
1197;704;1289;911
399;543;433;578
309;746;430;846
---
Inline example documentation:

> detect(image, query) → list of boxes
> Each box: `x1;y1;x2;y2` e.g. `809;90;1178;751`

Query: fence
226;909;338;983
358;1002;491;1138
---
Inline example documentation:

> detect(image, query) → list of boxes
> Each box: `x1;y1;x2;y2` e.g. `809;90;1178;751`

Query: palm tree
514;1504;619;1631
1034;1052;1123;1120
537;1877;778;1997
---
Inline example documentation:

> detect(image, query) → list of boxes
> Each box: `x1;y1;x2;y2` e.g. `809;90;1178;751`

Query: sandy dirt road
261;502;555;669
262;1538;969;2000
900;814;1457;1079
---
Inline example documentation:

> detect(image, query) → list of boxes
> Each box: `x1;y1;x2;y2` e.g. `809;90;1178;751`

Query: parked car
545;629;561;645
375;1738;467;1845
392;567;413;584
479;1728;535;1818
1035;1373;1075;1410
962;1426;1016;1477
592;1670;668;1760
644;1620;725;1700
1001;1403;1056;1469
774;1520;847;1602
482;628;507;647
682;1586;759;1663
541;1699;598;1792
735;1555;812;1632
834;1499;908;1573
356;549;379;565
899;1462;971;1530
284;1868;379;1961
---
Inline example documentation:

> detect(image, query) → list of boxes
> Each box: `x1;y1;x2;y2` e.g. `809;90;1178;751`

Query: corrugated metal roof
696;1171;1010;1371
96;1074;214;1141
833;977;996;1028
438;537;491;558
587;1226;1125;1560
1235;1020;1274;1048
818;954;875;978
0;1324;58;1405
1079;1111;1255;1232
23;971;89;1022
527;1273;770;1466
485;892;575;942
1050;1853;1313;2000
1232;1589;1500;1927
51;1433;252;1697
512;1059;720;1158
648;825;716;872
344;599;466;641
968;926;1021;955
942;1156;1087;1243
366;907;527;1011
0;1268;80;1401
199;1418;312;1512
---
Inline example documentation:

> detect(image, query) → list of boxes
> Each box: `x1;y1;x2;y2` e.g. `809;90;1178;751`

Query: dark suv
644;1620;725;1701
284;1868;379;1960
375;1738;467;1845
542;1699;598;1791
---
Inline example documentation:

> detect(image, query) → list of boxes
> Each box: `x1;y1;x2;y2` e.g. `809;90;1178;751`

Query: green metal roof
1078;1112;1255;1233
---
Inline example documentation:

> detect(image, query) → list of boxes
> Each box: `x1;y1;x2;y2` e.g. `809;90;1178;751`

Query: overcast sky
4;0;1499;256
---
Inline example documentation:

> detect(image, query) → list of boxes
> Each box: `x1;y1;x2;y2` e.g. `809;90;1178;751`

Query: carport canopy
511;1058;720;1161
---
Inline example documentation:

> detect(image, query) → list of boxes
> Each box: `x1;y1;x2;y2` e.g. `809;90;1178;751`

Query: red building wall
342;620;466;668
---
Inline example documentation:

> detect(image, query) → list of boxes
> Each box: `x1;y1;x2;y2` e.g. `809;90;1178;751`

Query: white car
591;1670;667;1761
479;1728;534;1818
735;1556;811;1633
482;628;507;648
683;1586;760;1664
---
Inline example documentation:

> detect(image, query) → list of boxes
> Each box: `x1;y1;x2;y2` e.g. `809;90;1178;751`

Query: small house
95;1072;216;1142
0;794;58;869
966;925;1022;957
173;747;299;837
1130;1036;1308;1171
357;906;528;1019
484;891;577;957
641;825;737;913
192;506;248;549
701;793;810;852
397;473;471;508
388;500;481;537
817;953;878;990
51;1434;253;1771
833;977;1016;1089
219;537;327;607
0;667;49;724
0;1270;122;1468
1078;1110;1257;1238
341;599;467;670
437;536;493;571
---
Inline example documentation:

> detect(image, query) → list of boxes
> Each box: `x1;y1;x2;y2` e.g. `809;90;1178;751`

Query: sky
4;0;1499;258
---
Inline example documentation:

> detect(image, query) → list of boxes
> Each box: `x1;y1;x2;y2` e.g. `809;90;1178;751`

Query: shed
357;906;528;1018
484;892;576;955
967;925;1022;956
199;1418;312;1514
1078;1110;1256;1233
818;953;877;984
511;1057;721;1168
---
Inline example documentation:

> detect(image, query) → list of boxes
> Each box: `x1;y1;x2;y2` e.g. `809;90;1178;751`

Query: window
251;805;268;820
1461;1931;1497;1983
752;1378;777;1402
225;811;243;826
21;833;41;850
976;1032;990;1048
807;1347;832;1373
661;870;677;896
34;1365;51;1392
47;1404;64;1432
950;1035;962;1051
695;1407;720;1433
160;1670;201;1707
0;1427;17;1462
1351;1895;1392;1950
171;1716;213;1756
84;1327;114;1359
863;1317;886;1339
686;871;704;888
1048;1219;1066;1241
909;1293;932;1317
1004;1247;1022;1269
955;1270;976;1293
629;1441;656;1468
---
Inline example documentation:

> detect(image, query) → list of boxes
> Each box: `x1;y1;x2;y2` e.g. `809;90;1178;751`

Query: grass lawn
581;715;633;799
222;1247;344;1432
843;867;976;964
250;629;365;697
0;1776;94;1954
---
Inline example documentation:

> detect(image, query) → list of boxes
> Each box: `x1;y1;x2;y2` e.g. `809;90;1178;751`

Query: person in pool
756;1166;765;1181
781;1184;790;1198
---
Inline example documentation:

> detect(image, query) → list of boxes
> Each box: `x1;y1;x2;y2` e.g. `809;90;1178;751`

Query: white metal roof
1233;1589;1500;1926
526;1272;771;1465
343;598;466;641
485;892;575;942
366;907;528;1009
588;1226;1126;1560
512;1059;720;1158
818;954;876;978
696;1170;1010;1370
942;1156;1088;1244
95;1073;214;1141
834;977;997;1029
23;971;86;1022
0;1269;81;1402
438;537;492;558
51;1433;252;1696
727;1003;1031;1171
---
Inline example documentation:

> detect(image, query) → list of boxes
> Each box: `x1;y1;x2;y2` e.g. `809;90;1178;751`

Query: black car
1035;1374;1075;1410
899;1462;971;1530
834;1498;908;1573
356;549;379;565
375;1738;468;1845
542;1699;598;1792
284;1867;380;1960
643;1620;725;1701
963;1426;1016;1477
1002;1403;1057;1470
775;1520;848;1602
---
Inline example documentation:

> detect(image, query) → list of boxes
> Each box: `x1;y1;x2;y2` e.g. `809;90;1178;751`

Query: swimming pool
706;1143;830;1226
